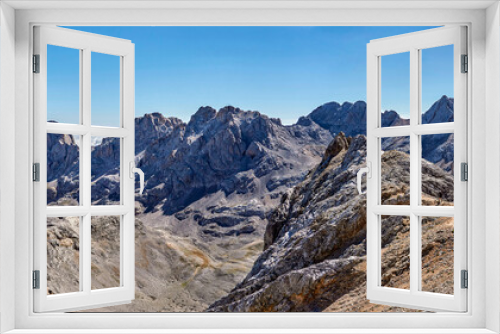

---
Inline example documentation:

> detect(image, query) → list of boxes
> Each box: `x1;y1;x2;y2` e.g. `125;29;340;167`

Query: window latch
356;162;371;195
130;161;145;194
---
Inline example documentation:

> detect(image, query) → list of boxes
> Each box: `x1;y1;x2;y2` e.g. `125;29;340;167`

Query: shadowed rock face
207;133;454;312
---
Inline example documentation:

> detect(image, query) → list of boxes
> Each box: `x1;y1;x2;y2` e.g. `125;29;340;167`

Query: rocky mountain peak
215;106;268;125
305;100;366;137
187;106;217;133
381;110;410;127
215;105;243;123
353;100;367;108
422;95;454;124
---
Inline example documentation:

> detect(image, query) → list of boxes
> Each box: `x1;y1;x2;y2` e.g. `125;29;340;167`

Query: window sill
5;328;495;334
4;330;498;334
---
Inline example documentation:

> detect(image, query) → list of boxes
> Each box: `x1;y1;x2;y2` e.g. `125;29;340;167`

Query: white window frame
33;25;136;313
365;26;468;312
1;1;499;333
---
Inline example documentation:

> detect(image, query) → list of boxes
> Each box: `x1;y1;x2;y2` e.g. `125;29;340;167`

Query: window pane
91;52;121;127
91;216;121;290
381;52;410;127
421;133;454;206
421;45;454;124
381;215;410;290
47;133;80;206
381;136;410;205
91;137;121;205
47;45;80;124
47;216;80;294
421;216;454;294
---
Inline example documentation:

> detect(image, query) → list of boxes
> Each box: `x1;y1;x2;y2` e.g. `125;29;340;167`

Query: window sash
32;25;136;313
366;26;468;312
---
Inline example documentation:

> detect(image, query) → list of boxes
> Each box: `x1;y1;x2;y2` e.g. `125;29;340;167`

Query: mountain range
46;95;455;312
47;95;454;207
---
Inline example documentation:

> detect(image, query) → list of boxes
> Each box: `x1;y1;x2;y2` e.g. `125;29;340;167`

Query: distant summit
298;100;367;137
423;95;454;124
298;95;454;137
298;95;454;172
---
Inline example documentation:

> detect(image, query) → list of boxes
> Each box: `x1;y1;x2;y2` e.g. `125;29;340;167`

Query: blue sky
48;26;453;126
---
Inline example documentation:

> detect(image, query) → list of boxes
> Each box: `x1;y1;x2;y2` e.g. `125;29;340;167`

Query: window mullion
409;48;420;294
81;48;92;294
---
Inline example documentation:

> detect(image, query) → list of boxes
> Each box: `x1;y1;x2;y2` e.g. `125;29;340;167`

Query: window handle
357;162;371;195
130;162;145;195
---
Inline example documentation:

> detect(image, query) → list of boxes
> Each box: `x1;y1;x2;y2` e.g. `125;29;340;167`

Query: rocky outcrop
207;133;454;312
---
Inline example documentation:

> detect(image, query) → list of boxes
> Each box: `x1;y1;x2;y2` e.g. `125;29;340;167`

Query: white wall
485;2;500;333
0;2;16;333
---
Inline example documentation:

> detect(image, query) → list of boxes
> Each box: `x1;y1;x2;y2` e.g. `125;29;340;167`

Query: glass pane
47;45;80;124
421;216;454;294
47;133;80;206
91;52;121;127
381;215;410;290
421;133;454;206
421;45;454;124
47;216;80;294
91;137;121;205
381;52;410;127
381;136;410;205
91;216;121;290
